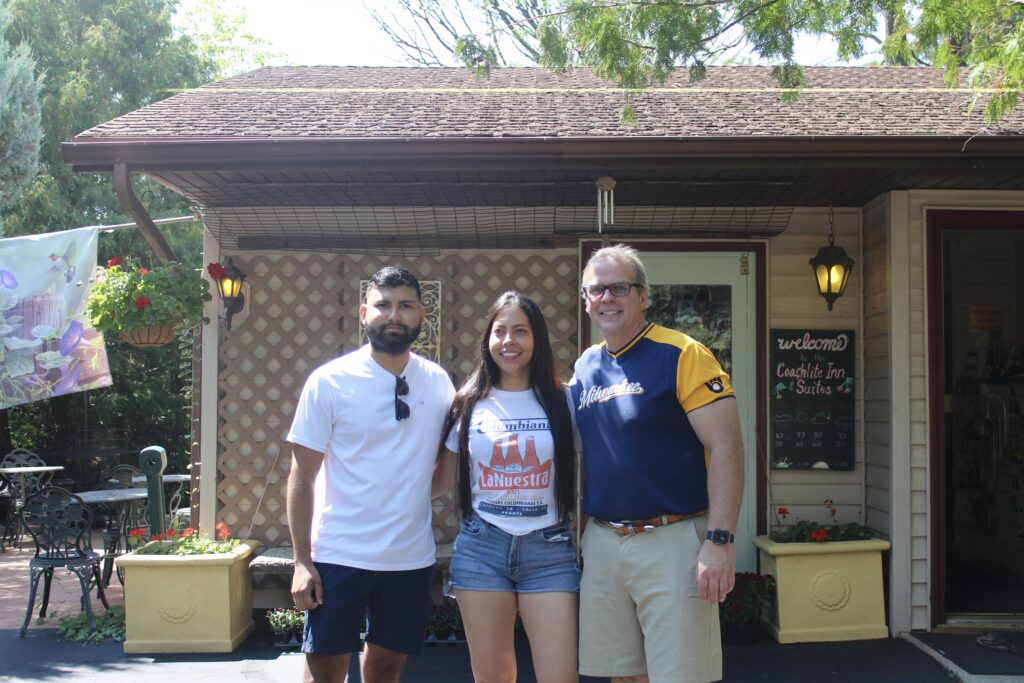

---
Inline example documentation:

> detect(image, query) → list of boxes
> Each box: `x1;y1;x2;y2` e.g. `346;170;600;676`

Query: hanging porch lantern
809;205;855;311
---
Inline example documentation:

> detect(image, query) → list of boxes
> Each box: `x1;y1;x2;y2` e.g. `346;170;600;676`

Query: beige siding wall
862;196;892;536
766;208;865;526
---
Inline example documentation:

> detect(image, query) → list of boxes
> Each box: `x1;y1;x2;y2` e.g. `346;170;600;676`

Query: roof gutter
62;135;1024;173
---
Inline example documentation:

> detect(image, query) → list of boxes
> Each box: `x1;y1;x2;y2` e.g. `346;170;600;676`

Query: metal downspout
112;162;178;262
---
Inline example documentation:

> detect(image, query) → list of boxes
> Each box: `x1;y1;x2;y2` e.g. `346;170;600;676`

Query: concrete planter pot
116;539;260;653
753;535;890;644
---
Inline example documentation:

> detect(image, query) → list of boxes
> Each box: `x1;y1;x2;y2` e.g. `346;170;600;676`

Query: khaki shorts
578;516;722;683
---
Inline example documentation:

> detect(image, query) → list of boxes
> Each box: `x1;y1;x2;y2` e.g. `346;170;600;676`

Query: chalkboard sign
770;329;855;470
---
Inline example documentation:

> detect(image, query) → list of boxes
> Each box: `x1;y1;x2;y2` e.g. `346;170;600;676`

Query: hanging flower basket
119;321;178;348
86;257;211;347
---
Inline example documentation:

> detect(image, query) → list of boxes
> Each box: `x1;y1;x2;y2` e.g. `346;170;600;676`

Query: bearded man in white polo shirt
287;266;454;683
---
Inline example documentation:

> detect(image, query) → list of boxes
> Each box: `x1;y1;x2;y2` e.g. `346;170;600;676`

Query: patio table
76;487;148;585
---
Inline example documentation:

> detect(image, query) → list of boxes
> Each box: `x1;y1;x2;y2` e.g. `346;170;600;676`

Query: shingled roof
75;65;1024;140
63;65;1024;255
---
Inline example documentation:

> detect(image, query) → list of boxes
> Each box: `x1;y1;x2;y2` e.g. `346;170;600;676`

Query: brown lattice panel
212;251;578;549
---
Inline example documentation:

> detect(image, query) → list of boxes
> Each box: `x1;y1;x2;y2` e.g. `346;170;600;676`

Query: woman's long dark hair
441;291;576;521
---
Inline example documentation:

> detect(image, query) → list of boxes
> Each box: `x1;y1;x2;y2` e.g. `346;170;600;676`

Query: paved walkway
1;625;964;683
1;532;124;633
2;535;1018;682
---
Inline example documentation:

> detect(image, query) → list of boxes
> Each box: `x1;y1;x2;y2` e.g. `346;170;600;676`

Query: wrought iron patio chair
1;448;56;494
1;448;57;545
19;486;109;637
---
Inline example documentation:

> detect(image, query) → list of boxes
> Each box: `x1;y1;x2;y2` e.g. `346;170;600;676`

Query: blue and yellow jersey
570;322;734;521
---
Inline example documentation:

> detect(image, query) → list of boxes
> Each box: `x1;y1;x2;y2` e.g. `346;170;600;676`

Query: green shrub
58;606;125;645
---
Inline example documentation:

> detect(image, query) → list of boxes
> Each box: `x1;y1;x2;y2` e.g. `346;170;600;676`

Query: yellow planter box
753;535;890;644
116;539;260;653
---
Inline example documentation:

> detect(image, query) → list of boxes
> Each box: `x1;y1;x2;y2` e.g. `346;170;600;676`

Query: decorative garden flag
0;227;111;409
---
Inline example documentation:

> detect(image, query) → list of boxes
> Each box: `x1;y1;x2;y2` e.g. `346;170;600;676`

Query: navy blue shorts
302;562;434;656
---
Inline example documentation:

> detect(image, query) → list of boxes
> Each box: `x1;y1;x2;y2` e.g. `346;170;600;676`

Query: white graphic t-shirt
445;388;559;535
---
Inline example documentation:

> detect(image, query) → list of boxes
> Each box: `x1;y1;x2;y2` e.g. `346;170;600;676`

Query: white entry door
588;250;759;572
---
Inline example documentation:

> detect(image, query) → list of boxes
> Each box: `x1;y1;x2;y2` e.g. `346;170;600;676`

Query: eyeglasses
395;375;410;421
581;281;643;299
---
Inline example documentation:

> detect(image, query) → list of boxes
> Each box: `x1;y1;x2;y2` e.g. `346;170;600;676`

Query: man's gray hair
582;243;649;290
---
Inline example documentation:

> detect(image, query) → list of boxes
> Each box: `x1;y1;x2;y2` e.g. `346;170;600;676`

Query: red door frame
926;210;1024;626
579;240;769;535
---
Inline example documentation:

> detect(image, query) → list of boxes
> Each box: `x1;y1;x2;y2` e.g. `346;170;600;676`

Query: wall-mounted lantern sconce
809;205;855;311
216;256;246;329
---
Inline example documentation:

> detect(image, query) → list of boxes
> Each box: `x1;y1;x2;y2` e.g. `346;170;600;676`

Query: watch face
709;529;733;545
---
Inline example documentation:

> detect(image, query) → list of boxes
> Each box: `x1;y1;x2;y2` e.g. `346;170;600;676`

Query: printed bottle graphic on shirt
478;434;552;489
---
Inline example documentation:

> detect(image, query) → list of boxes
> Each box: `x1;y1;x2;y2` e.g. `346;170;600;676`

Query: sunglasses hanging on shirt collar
395;375;410;421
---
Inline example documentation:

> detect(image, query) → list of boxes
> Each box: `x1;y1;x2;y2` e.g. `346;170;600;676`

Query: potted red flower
720;572;772;645
753;500;890;643
116;521;259;653
86;257;211;348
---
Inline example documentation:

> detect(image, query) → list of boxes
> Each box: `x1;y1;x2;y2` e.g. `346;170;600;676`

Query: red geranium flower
128;527;147;538
138;267;150;276
777;507;790;518
180;527;195;537
107;257;124;268
207;262;228;280
810;527;828;542
215;521;231;540
134;295;151;310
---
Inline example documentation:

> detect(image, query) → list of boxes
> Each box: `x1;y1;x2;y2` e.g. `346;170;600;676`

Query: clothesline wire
82;215;199;232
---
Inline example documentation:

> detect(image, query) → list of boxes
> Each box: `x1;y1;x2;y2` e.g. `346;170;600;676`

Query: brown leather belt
592;511;704;536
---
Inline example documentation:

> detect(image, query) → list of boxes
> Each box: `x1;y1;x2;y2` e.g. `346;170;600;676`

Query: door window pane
648;284;733;375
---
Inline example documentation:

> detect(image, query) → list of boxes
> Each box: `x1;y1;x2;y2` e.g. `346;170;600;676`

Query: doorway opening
929;211;1024;626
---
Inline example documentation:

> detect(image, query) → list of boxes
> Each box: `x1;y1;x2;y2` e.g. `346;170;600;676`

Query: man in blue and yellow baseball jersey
571;244;744;683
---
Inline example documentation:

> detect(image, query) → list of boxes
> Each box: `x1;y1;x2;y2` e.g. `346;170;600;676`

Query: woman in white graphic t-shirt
435;290;579;683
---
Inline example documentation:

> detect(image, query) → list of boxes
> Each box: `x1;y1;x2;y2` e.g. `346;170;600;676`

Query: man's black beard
366;322;422;355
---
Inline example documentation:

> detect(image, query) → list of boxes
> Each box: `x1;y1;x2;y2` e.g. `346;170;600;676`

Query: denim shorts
448;514;580;594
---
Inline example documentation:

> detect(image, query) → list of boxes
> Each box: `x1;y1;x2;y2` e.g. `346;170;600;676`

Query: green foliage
85;256;211;335
0;4;41;227
720;572;773;625
267;608;305;636
0;0;259;472
769;518;876;542
2;0;215;236
769;499;876;542
58;606;125;645
426;602;464;636
386;1;1024;122
173;0;278;77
